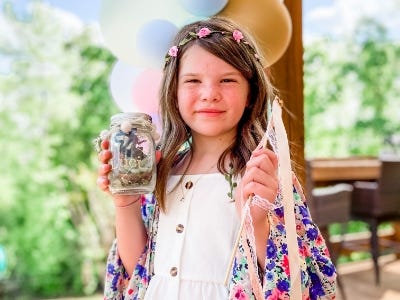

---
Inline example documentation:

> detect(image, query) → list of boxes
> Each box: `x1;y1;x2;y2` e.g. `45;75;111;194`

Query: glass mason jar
108;112;157;195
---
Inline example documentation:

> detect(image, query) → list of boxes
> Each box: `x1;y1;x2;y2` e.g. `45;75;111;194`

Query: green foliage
304;18;400;264
304;18;400;158
0;2;117;297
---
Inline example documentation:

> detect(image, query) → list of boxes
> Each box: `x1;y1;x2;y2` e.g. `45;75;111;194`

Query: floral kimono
103;174;337;300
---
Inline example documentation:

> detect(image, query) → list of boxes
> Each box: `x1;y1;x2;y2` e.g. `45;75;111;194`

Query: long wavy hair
155;16;277;211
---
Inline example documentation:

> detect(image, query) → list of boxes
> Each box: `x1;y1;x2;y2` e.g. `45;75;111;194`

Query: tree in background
304;17;400;158
349;18;400;155
0;2;117;297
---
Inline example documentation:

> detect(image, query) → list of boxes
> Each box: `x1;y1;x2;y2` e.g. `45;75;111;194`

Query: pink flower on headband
232;30;243;43
197;27;211;38
168;45;178;57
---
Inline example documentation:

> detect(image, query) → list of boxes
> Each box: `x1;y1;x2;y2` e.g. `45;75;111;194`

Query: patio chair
351;158;400;285
306;161;353;300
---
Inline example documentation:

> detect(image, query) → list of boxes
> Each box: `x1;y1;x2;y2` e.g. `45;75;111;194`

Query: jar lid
110;112;152;126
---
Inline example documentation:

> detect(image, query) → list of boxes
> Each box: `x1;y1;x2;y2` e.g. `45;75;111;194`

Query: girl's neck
171;133;235;175
172;143;230;176
190;132;234;157
172;150;220;175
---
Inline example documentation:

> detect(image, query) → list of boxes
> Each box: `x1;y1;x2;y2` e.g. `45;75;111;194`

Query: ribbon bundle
225;98;302;299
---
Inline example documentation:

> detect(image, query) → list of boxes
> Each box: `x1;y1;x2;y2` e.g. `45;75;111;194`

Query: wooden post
270;0;305;185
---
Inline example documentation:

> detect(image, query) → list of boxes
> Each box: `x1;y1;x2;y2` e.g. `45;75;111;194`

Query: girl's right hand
97;139;141;206
96;139;162;206
97;139;113;193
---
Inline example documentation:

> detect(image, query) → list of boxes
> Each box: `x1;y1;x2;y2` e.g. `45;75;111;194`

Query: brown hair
155;16;276;211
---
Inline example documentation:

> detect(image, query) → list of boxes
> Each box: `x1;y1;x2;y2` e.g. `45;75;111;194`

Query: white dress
144;173;240;300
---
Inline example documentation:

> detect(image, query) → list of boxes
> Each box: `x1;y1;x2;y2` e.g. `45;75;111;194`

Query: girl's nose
200;83;221;102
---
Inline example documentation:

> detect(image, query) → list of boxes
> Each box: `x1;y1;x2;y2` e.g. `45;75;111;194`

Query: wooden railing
309;156;381;185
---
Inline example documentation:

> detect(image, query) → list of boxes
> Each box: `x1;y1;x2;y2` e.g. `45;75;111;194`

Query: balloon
218;0;292;66
136;19;178;69
179;0;229;17
132;69;163;115
99;0;193;67
109;60;142;112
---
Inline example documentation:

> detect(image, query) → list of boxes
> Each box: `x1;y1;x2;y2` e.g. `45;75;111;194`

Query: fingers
96;138;162;195
97;175;110;192
248;148;278;174
241;179;277;205
246;149;278;183
98;149;112;164
97;139;111;192
98;163;111;175
97;162;111;192
240;148;279;204
101;139;109;150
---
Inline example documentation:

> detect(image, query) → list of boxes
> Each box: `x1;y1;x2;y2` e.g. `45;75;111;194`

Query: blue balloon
179;0;229;17
136;19;178;68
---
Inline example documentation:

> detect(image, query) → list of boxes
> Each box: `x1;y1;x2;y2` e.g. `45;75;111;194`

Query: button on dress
144;173;240;300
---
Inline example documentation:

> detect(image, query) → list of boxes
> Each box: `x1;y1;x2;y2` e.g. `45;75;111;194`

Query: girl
97;16;336;299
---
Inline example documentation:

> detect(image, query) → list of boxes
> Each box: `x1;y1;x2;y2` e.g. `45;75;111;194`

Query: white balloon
100;0;193;67
109;60;142;112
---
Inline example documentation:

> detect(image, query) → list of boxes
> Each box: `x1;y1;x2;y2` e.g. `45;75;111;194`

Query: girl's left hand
236;148;279;223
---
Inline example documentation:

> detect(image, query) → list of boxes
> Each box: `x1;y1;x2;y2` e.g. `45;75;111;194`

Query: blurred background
0;0;399;299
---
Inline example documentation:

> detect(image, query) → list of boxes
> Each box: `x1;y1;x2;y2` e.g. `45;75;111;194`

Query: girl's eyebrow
179;71;242;77
179;72;198;77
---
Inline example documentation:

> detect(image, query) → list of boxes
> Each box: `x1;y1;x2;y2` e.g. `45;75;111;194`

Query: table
308;157;381;185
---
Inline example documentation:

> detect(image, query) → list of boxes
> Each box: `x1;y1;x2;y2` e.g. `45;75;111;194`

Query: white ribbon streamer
272;99;302;299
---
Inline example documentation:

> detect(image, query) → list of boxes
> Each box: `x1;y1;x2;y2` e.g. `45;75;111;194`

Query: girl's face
177;45;250;141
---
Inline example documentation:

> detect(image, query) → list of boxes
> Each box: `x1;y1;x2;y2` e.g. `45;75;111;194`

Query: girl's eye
185;79;200;83
221;78;236;83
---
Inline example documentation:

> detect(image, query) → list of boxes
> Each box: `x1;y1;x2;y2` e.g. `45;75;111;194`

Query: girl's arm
253;214;270;267
236;147;278;266
113;195;147;276
97;140;147;276
229;183;336;299
232;147;336;298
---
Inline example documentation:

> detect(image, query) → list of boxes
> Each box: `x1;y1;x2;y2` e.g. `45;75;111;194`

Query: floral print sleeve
104;177;336;299
228;175;337;300
104;194;158;300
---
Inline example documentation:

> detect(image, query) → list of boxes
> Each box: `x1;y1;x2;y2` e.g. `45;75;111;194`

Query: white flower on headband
197;27;212;38
232;30;244;43
168;45;178;57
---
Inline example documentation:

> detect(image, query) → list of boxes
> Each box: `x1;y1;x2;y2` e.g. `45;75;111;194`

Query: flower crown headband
165;27;261;66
